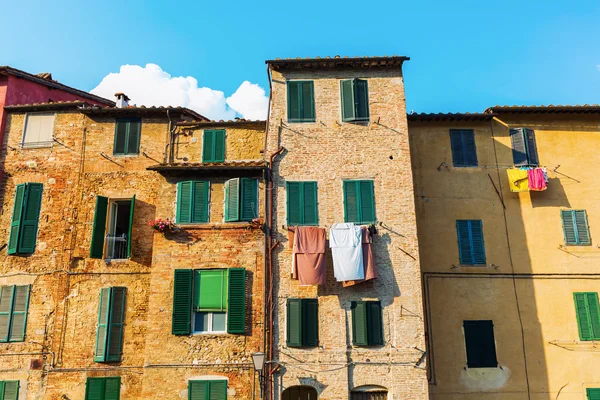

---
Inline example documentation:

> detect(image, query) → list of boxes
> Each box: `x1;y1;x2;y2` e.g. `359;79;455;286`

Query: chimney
114;92;130;108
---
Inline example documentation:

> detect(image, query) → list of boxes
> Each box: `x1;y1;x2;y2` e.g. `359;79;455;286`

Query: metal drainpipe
267;146;284;400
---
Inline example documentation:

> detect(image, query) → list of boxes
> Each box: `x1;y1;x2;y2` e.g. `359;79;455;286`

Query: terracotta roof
407;112;495;122
177;119;266;127
147;160;267;175
4;101;91;112
0;66;114;106
485;104;600;114
266;55;409;70
80;105;208;121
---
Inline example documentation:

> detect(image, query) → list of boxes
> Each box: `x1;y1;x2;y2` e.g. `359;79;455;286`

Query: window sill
21;142;53;149
112;154;140;157
176;223;256;230
192;332;229;336
287;120;316;124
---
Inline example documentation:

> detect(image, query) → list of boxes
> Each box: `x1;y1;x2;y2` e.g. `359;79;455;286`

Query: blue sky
3;0;599;117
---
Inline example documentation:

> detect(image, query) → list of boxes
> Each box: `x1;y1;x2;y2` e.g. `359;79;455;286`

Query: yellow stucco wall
410;114;600;399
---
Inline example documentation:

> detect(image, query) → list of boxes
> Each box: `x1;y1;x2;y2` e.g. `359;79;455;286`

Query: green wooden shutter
351;301;368;346
303;182;318;225
203;130;215;162
359;181;375;223
0;286;13;342
354;79;369;121
524;128;539;166
126;195;135;258
104;377;121;400
587;292;600;339
301;82;315;122
463;320;497;368
209;381;227;400
574;210;591;245
113;120;127;155
287;299;302;347
107;287;126;362
193;181;209;223
562;210;579;245
189;381;207;400
227;268;246;334
463;130;478;166
343;181;359;223
470;220;486;265
287;81;301;122
449;130;465;167
510;128;528;166
366;301;383;345
85;377;103;400
303;299;319;347
286;182;302;225
224;179;240;222
587;388;600;400
172;270;193;335
3;381;19;400
8;285;30;342
214;130;226;162
8;184;25;255
18;183;42;254
177;182;193;223
574;292;593;340
95;288;111;362
240;178;258;221
127;119;141;155
340;80;355;122
90;196;108;259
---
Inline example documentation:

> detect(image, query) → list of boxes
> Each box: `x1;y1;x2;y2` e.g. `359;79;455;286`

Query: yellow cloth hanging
507;169;529;192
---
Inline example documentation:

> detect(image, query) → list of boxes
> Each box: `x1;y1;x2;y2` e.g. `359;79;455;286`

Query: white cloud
90;63;268;120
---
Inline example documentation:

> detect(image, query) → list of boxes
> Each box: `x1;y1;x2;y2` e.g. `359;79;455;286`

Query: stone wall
265;66;429;399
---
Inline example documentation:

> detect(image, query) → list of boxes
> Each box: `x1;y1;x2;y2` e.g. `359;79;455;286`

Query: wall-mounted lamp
252;352;265;399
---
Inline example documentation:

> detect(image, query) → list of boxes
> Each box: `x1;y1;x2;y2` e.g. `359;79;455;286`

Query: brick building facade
264;57;429;400
0;100;267;399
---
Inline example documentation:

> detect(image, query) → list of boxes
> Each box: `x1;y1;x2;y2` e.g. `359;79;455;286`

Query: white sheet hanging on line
329;223;364;281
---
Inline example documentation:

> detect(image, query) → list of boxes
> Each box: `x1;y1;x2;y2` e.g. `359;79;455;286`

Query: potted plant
149;218;175;233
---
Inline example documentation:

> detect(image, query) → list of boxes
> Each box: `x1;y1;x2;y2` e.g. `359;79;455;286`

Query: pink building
0;66;114;146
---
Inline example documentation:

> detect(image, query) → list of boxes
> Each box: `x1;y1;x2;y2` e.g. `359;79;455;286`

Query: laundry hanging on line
291;226;327;285
342;226;378;287
330;223;364;281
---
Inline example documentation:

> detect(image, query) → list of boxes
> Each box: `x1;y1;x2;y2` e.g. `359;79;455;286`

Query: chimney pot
114;92;130;108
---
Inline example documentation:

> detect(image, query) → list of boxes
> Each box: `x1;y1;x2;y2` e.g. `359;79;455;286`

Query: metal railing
105;234;128;260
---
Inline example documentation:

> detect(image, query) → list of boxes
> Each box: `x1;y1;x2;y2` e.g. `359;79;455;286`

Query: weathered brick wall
266;67;428;399
175;123;265;163
0;110;266;399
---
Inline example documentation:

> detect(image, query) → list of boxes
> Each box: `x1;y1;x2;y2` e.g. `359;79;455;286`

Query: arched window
350;385;388;400
282;385;318;400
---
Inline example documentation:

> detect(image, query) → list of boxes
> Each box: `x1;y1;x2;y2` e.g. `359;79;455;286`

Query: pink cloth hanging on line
528;168;547;191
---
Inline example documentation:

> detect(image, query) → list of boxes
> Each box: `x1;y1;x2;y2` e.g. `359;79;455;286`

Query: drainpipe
267;145;284;400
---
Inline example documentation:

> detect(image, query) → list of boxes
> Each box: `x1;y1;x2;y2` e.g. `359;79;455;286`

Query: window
456;220;486;265
0;381;19;400
0;285;30;342
463;320;498;368
286;182;318;226
22;112;54;148
189;380;227;400
287;81;315;123
587;388;600;400
510;128;539;166
177;181;209;224
343;180;375;224
574;292;600;341
113;118;141;155
203;130;226;162
90;196;136;260
286;298;318;347
8;183;43;255
224;178;257;222
351;301;383;346
561;210;591;246
94;287;126;362
449;129;477;167
85;377;120;400
172;269;246;335
350;386;388;400
340;79;369;122
282;386;318;400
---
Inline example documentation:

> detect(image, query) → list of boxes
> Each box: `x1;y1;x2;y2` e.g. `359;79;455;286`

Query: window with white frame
192;269;228;334
22;113;55;147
